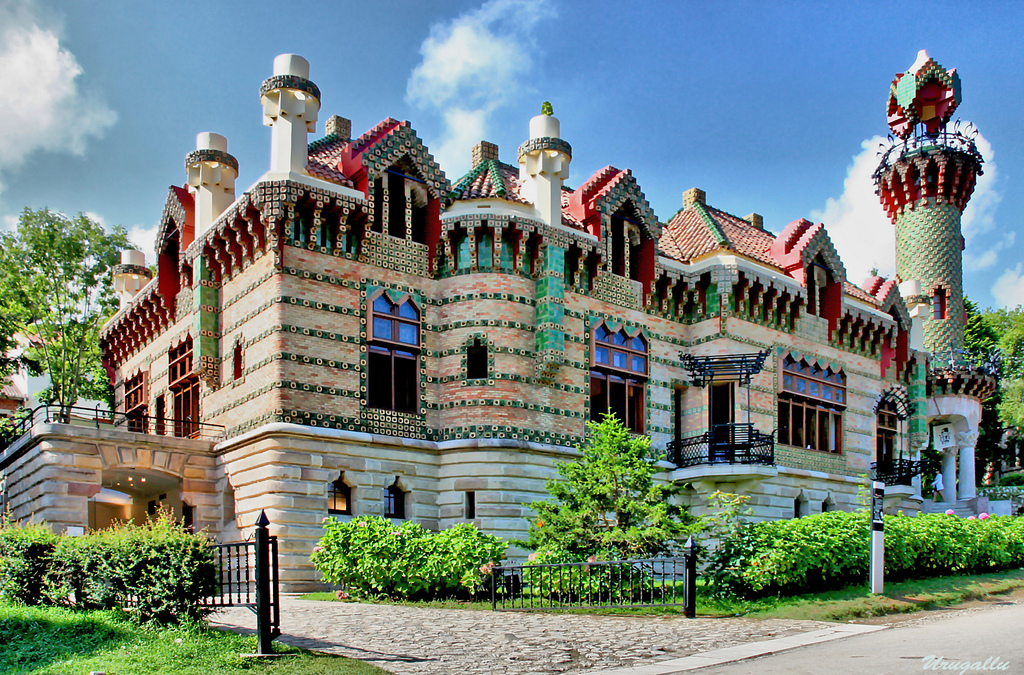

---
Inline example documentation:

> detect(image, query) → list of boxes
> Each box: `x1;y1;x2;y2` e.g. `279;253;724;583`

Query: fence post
254;510;274;655
683;536;697;618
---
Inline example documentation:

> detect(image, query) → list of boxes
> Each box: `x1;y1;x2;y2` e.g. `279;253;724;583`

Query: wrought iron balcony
667;423;775;468
870;458;925;486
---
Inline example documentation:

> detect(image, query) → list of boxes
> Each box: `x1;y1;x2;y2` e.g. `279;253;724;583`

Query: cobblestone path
211;599;838;674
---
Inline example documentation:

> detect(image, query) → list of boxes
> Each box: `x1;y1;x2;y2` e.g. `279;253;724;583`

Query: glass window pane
595;346;609;364
590;372;607;421
627;382;645;433
596;325;610;341
792;404;804;447
373;317;393;340
394;354;418;413
823;385;833;401
632;355;645;373
809;380;820;398
398;301;418;320
368;349;391;409
609;378;627;422
398;322;418;345
373;295;392;313
783;374;794;391
835;389;844;404
613;351;627;369
779;400;790;444
631;336;645;351
796;378;806;394
613;331;627;345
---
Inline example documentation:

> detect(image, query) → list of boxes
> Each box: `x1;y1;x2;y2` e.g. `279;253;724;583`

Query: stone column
941;450;957;504
957;431;979;500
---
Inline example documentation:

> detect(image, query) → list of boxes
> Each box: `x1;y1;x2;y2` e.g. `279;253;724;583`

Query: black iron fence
200;511;280;655
871;458;925;486
668;423;775;468
0;404;225;454
491;551;697;615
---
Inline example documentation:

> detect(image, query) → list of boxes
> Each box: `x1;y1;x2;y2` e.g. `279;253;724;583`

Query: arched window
368;293;421;413
384;477;406;519
590;323;648;433
328;472;352;515
777;355;845;453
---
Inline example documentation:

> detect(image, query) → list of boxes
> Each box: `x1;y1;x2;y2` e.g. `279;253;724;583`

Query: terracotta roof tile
450;160;528;204
660;205;776;267
1;381;26;401
306;135;355;188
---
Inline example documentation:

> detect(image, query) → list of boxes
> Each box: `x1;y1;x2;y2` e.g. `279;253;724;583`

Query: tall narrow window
933;287;947;320
384;478;406;519
154;395;165;435
465;491;476;520
328;473;352;515
232;342;243;381
367;293;421;413
590;323;648;433
777;355;845;453
466;339;488;380
169;337;200;438
124;373;147;433
876;398;899;467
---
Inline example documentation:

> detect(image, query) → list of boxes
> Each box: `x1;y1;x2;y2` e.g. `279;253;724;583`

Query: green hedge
706;511;1024;599
311;516;505;600
0;515;217;624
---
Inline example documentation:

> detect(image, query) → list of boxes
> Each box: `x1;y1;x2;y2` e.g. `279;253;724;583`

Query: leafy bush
312;516;504;600
0;521;57;605
518;547;659;604
999;472;1024;486
707;510;1024;599
0;514;216;623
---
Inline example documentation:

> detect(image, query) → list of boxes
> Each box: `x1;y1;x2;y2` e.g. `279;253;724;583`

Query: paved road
211;598;838;675
678;601;1024;675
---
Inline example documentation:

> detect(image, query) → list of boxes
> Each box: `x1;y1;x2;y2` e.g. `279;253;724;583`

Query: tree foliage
525;414;700;559
0;209;129;408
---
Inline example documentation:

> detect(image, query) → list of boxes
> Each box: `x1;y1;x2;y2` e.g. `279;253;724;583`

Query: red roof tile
660;205;776;267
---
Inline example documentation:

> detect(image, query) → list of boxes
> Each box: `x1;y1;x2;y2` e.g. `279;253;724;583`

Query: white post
518;107;571;229
870;480;884;594
941;450;958;504
261;54;320;178
958;444;977;500
186;132;238;238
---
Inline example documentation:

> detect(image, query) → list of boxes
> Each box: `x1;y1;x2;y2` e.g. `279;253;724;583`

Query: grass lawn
0;602;388;675
300;568;1024;623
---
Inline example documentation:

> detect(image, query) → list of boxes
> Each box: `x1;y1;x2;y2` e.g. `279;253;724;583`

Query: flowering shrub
707;511;1024;599
311;516;505;600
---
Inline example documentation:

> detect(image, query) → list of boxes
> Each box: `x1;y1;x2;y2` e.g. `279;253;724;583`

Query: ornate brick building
0;52;996;589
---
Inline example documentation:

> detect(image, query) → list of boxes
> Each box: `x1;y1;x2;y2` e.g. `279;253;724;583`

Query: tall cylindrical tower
873;50;984;355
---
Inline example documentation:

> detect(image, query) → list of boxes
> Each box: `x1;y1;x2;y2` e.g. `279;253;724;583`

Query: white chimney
899;279;929;352
518;104;571;229
186;132;238;238
261;54;320;177
112;249;153;309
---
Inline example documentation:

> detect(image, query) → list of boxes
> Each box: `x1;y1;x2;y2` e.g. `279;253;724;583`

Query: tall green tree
525;414;700;559
0;209;129;409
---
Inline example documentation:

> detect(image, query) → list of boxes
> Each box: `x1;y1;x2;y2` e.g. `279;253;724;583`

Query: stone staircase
920;496;989;517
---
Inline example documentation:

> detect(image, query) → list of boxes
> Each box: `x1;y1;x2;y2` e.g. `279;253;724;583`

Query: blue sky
1;0;1022;309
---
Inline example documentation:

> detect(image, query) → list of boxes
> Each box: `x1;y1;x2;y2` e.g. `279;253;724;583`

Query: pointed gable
769;218;846;286
155;185;194;256
449;159;527;204
567;166;659;240
339;118;450;200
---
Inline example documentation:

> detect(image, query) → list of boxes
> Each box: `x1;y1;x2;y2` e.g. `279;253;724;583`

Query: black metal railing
874;124;984;176
871;458;925;486
200;511;280;655
491;549;700;618
491;551;697;614
667;423;775;468
0;404;225;453
930;347;1001;378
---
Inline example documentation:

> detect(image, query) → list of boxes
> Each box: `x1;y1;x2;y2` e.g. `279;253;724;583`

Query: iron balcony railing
871;458;925;486
874;124;984;176
667;423;775;468
0;404;225;455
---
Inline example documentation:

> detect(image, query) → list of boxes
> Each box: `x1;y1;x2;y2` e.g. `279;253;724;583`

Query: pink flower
322;517;330;523
479;562;495;575
390;531;401;536
527;552;538;562
358;521;368;527
967;516;977;520
979;513;991;520
945;509;956;516
335;590;349;600
312;546;323;553
587;554;598;563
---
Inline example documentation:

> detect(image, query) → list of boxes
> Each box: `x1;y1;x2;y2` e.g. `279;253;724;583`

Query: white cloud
127;224;158;266
993;264;1024;309
809;136;895;285
964;232;1015;273
0;0;115;193
406;0;555;177
811;129;1001;287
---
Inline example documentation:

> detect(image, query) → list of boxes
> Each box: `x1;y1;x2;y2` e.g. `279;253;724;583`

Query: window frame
124;372;147;433
328;473;353;516
384;479;406;519
777;355;845;454
589;322;648;433
367;291;422;414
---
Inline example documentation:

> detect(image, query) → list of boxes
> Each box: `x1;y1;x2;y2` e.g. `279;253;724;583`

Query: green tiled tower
873;50;984;355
